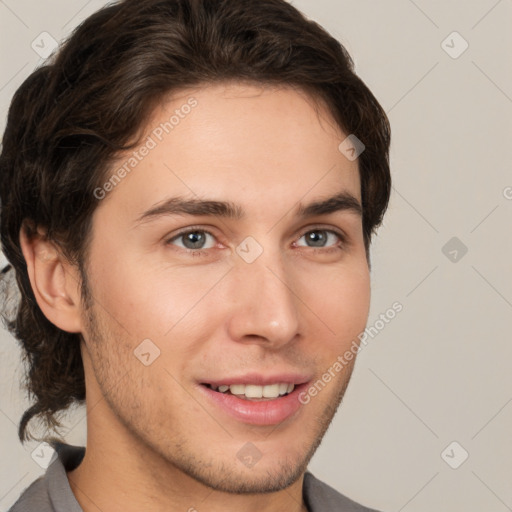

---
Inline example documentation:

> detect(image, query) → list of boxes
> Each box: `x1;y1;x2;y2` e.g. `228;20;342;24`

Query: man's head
0;0;390;495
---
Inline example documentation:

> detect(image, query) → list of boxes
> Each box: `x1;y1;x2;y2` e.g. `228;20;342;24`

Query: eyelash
165;225;348;257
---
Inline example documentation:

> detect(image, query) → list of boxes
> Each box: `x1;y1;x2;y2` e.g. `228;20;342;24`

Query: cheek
305;262;370;348
338;268;370;323
87;248;231;344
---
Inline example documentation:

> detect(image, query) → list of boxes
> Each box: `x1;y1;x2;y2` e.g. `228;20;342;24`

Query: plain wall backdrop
1;1;511;511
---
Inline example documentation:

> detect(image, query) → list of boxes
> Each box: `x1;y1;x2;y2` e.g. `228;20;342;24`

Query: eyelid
293;225;348;252
165;223;349;252
295;224;347;242
166;225;221;246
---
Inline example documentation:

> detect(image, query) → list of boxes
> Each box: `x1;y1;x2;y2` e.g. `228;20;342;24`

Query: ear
19;224;83;333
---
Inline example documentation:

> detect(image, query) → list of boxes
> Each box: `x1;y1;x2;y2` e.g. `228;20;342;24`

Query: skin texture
21;82;371;512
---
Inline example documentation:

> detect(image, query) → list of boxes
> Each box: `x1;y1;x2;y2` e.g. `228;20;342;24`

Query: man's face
78;82;370;493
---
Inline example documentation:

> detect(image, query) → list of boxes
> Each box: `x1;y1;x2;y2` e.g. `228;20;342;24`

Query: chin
193;462;306;495
170;447;311;495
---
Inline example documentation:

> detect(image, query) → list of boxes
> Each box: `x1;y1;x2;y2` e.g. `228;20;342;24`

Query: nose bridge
226;242;300;346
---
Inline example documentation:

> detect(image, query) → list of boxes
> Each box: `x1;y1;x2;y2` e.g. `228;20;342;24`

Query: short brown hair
0;0;391;443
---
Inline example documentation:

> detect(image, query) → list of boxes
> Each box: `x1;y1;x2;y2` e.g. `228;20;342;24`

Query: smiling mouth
203;383;295;401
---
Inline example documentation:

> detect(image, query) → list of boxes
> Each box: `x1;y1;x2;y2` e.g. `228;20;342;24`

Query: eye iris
307;231;327;247
183;231;205;249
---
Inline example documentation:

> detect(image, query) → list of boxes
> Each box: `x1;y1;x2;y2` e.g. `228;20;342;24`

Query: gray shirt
9;443;382;512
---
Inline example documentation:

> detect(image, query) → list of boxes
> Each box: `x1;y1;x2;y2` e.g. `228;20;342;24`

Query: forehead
96;82;361;221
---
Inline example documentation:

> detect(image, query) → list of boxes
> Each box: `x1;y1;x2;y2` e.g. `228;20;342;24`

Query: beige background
1;1;511;511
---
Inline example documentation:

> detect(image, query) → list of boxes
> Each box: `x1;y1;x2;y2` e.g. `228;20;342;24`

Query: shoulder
303;471;383;512
8;443;85;512
8;474;52;512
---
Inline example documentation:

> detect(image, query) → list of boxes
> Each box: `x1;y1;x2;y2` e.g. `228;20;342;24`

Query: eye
167;229;217;251
165;226;346;256
295;229;345;250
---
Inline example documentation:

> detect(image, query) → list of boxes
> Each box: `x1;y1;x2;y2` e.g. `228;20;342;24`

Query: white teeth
262;383;280;398
229;384;245;395
279;383;289;395
245;385;263;398
211;383;295;398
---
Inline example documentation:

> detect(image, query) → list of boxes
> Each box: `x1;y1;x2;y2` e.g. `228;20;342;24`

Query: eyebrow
134;191;362;225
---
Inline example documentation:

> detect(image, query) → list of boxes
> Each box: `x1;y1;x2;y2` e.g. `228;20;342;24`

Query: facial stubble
79;273;356;496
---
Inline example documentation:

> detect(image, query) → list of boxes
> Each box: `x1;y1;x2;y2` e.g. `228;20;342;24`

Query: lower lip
198;383;309;426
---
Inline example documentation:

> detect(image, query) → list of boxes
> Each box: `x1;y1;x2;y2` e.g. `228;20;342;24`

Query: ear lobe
19;225;83;333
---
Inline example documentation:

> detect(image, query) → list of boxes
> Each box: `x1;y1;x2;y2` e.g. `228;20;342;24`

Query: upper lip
201;372;312;387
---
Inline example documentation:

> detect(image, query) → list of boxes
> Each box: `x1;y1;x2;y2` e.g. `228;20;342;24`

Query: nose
225;250;301;349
